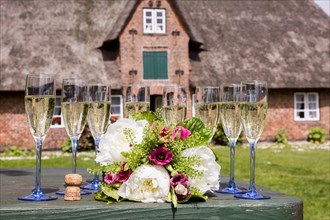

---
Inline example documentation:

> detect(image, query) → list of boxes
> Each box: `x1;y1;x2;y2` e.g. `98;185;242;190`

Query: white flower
175;184;188;196
96;118;148;165
181;146;221;194
118;164;170;203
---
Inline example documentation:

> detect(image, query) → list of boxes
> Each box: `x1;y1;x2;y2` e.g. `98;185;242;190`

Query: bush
274;129;289;146
308;127;327;144
0;146;35;157
212;122;243;146
61;126;95;153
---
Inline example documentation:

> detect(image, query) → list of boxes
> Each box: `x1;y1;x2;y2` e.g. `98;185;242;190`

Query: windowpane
111;97;120;105
157;11;163;17
295;94;304;102
296;103;304;110
143;9;166;34
146;11;152;16
157;25;163;31
296;111;305;119
309;111;317;118
146;18;152;23
157;19;163;24
309;103;316;110
308;94;316;101
54;107;61;115
111;106;120;114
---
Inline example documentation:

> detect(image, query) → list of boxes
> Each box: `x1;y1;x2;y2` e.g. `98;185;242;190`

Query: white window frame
51;96;64;128
294;92;320;121
143;9;166;34
111;95;124;119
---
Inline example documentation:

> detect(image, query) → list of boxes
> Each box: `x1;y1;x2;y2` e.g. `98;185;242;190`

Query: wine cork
64;173;82;201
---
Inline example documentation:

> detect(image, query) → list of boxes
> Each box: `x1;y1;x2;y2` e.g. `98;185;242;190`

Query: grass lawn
1;144;329;220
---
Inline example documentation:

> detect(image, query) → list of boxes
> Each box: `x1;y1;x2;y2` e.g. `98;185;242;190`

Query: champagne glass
235;80;270;200
194;86;220;144
81;84;111;190
162;85;187;125
217;83;245;194
18;74;57;201
125;84;150;117
56;78;91;195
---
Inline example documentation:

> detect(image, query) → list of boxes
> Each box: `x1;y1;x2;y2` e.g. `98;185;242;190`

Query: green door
143;51;168;80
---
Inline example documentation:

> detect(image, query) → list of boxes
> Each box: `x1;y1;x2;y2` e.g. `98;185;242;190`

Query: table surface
0;168;303;220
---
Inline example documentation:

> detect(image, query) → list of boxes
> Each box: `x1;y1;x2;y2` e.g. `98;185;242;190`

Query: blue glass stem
71;137;78;174
248;140;257;193
34;138;43;195
228;139;237;189
92;137;101;185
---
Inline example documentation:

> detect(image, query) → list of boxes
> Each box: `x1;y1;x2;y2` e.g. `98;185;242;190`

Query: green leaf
101;184;120;201
178;194;208;204
180;117;205;133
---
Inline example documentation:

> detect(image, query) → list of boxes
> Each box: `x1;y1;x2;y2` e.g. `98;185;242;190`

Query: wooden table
0;168;303;219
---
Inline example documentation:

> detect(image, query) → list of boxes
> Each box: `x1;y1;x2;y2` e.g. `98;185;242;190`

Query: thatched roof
0;0;128;90
1;0;329;91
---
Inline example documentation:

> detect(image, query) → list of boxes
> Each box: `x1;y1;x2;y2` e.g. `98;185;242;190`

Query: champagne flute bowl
18;74;57;201
125;84;150;117
162;85;187;125
235;80;270;200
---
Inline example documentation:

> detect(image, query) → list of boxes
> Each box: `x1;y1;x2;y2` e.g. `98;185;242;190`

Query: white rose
118;164;170;203
175;184;188;196
96;118;148;165
181;146;221;194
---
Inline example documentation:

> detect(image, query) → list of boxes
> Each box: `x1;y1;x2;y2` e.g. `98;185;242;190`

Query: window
143;51;168;79
111;95;123;122
51;96;64;128
294;93;319;121
143;9;166;34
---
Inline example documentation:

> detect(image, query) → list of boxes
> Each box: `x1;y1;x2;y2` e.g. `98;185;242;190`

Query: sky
314;0;330;15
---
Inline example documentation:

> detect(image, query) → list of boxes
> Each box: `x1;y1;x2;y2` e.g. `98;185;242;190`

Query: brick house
0;0;329;151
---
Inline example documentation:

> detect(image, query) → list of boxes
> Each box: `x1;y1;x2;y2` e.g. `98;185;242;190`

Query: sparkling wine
87;101;111;137
219;102;242;140
62;102;89;138
163;105;186;125
125;102;150;116
195;103;218;130
25;95;56;138
240;102;268;141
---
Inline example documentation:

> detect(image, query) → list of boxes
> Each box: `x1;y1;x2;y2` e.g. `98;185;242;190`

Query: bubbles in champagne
219;102;242;140
62;102;89;138
25;95;55;139
240;102;268;141
195;103;219;130
162;105;186;125
125;102;150;117
87;101;111;138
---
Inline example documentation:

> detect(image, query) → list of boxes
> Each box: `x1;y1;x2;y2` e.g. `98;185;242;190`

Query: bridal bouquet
90;112;220;208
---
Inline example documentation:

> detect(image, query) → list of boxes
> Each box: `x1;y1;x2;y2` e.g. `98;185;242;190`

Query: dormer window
143;9;166;34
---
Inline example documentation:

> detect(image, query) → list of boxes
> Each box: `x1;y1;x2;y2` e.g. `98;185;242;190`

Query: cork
64;173;82;201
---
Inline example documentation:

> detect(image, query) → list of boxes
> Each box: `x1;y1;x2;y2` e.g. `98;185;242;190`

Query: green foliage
61;126;95;153
307;127;327;144
274;129;289;146
0;146;35;157
212;122;243;146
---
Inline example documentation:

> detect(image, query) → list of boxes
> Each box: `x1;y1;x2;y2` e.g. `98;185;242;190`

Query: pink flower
159;126;170;137
104;173;118;184
174;126;191;139
149;146;173;166
117;169;132;183
170;173;188;187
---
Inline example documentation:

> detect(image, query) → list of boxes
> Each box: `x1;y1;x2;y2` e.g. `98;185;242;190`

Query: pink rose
117;169;132;183
104;173;118;184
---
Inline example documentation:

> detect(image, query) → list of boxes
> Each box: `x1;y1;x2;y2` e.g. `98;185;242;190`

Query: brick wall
119;0;192;117
262;88;330;141
0;92;67;151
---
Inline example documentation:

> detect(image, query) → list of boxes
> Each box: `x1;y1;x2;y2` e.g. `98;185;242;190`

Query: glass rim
221;83;241;87
241;80;267;85
26;74;55;78
88;83;111;87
